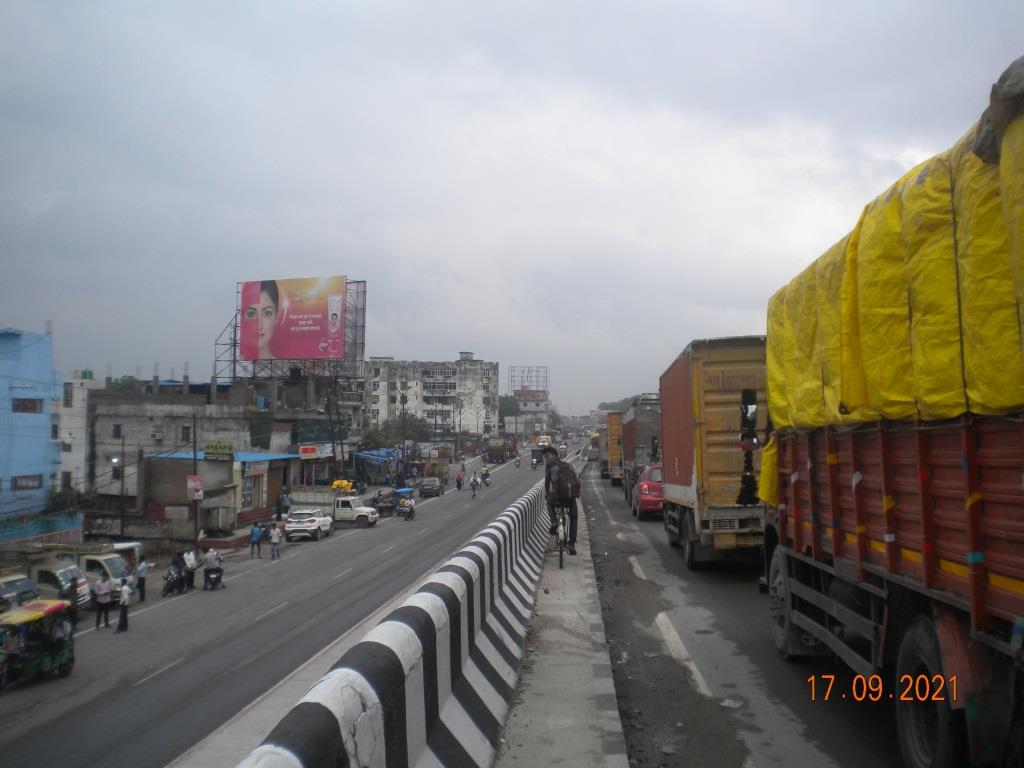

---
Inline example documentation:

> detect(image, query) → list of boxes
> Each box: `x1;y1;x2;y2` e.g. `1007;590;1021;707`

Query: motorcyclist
481;466;491;486
515;456;521;468
203;548;224;590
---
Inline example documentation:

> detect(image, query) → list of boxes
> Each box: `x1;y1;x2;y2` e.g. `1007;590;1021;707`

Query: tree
110;376;139;393
359;426;388;450
498;395;520;417
549;407;565;431
597;394;640;412
384;413;433;445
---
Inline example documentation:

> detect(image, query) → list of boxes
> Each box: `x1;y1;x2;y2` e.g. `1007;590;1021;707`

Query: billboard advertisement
240;276;347;360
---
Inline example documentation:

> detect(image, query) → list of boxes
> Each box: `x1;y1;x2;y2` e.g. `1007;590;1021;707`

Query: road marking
416;527;429;536
133;656;185;687
332;567;353;580
655;611;713;697
628;555;647;580
253;601;289;622
381;545;395;554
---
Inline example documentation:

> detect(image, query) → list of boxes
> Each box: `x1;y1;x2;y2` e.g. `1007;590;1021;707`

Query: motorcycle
161;565;185;597
205;567;225;590
515;457;521;468
482;475;491;487
531;458;538;470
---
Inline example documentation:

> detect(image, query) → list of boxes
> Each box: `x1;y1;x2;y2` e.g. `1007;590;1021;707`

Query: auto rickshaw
395;488;416;521
0;599;75;692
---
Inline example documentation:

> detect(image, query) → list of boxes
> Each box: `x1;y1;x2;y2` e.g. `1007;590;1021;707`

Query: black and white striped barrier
238;480;553;768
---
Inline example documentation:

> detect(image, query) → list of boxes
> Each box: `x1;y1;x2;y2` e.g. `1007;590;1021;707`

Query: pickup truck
36;544;135;603
290;486;379;528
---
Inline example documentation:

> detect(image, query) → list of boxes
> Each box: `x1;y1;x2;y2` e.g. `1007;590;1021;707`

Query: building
89;383;253;507
58;368;106;496
0;328;62;518
365;352;499;438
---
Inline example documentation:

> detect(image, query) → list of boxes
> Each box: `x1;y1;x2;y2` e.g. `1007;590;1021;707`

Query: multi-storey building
365;352;498;437
0;328;62;518
58;369;106;495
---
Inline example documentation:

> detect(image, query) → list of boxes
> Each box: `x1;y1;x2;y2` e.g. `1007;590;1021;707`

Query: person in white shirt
115;578;132;633
270;524;282;560
93;575;112;629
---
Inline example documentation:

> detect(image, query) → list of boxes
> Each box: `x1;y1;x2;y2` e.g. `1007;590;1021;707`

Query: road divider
237;480;551;768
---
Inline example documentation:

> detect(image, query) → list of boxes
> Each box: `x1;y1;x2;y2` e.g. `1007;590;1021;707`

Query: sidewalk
495;509;629;768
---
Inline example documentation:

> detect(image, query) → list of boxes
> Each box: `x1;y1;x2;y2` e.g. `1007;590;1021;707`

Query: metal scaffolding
508;365;549;395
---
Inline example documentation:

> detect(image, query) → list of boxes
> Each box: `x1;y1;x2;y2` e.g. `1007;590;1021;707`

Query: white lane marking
628;555;647;581
655;611;713;697
381;545;395;554
133;656;185;687
416;527;430;537
253;601;289;622
332;567;353;580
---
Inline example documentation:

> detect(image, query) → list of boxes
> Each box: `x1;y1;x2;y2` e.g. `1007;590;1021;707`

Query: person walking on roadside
281;488;292;519
275;492;285;522
114;578;132;633
250;522;262;559
543;445;581;555
135;556;151;602
93;574;112;629
183;548;197;590
270;523;282;560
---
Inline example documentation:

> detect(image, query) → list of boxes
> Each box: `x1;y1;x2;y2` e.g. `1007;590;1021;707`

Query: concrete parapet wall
238;482;550;768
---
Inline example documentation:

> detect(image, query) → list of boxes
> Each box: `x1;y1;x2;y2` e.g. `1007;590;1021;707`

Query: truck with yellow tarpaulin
759;58;1024;768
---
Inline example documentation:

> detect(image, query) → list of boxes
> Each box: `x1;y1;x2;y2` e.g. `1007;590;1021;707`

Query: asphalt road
0;455;547;768
584;464;904;768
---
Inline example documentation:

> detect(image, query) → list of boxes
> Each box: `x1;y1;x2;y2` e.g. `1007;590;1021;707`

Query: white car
284;509;333;541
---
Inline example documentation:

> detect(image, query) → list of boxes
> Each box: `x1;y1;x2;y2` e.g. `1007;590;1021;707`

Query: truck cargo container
660;336;767;569
761;59;1024;768
598;428;609;478
621;394;661;507
606;412;624;486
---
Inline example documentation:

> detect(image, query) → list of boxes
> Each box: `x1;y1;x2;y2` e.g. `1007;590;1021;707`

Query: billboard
240;276;348;361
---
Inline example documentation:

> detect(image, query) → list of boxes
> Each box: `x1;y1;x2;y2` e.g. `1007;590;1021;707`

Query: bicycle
554;503;571;569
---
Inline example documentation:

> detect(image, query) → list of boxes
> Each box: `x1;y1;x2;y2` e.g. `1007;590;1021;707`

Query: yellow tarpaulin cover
758;435;779;507
766;112;1024;430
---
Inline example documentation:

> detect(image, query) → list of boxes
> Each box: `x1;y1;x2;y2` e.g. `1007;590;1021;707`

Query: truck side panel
776;416;1024;629
607;412;624;484
660;353;695;494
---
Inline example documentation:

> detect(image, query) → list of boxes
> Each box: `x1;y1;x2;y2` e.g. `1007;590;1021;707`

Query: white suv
284;509;333;541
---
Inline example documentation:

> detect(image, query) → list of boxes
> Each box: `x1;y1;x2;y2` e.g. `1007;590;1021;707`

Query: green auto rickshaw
0;599;75;692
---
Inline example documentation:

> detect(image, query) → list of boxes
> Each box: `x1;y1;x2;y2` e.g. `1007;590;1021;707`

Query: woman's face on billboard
245;290;278;355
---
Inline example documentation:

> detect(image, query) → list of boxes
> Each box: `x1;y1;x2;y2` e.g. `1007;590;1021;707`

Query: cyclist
543;445;579;555
470;474;480;499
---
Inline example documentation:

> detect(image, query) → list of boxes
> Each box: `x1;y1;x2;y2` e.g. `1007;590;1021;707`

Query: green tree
110;376;139;393
359;425;388;450
597;394;639;412
384;413;433;444
498;395;520;417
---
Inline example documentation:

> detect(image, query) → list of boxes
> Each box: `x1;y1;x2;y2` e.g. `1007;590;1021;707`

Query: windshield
56;566;81;588
1;577;36;599
106;557;130;579
648;468;663;482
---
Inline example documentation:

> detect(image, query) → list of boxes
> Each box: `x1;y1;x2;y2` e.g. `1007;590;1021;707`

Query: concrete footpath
494;510;629;768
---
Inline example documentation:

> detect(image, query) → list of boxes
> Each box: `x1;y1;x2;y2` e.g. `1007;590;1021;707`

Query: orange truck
660;337;767;569
761;59;1024;768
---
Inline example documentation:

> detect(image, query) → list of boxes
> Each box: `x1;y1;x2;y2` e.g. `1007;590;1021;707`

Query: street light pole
118;433;125;538
191;412;199;549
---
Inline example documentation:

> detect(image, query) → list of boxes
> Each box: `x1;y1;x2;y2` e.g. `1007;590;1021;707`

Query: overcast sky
2;3;1020;415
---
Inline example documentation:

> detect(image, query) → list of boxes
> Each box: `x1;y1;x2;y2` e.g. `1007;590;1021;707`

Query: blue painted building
0;328;62;519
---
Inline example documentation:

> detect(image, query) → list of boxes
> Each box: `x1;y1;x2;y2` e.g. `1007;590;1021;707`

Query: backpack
553;460;581;502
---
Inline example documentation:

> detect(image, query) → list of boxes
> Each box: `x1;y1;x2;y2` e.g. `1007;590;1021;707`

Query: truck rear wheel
768;548;802;660
895;617;964;768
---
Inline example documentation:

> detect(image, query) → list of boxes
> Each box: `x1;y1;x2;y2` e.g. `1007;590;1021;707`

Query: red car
631;463;663;520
